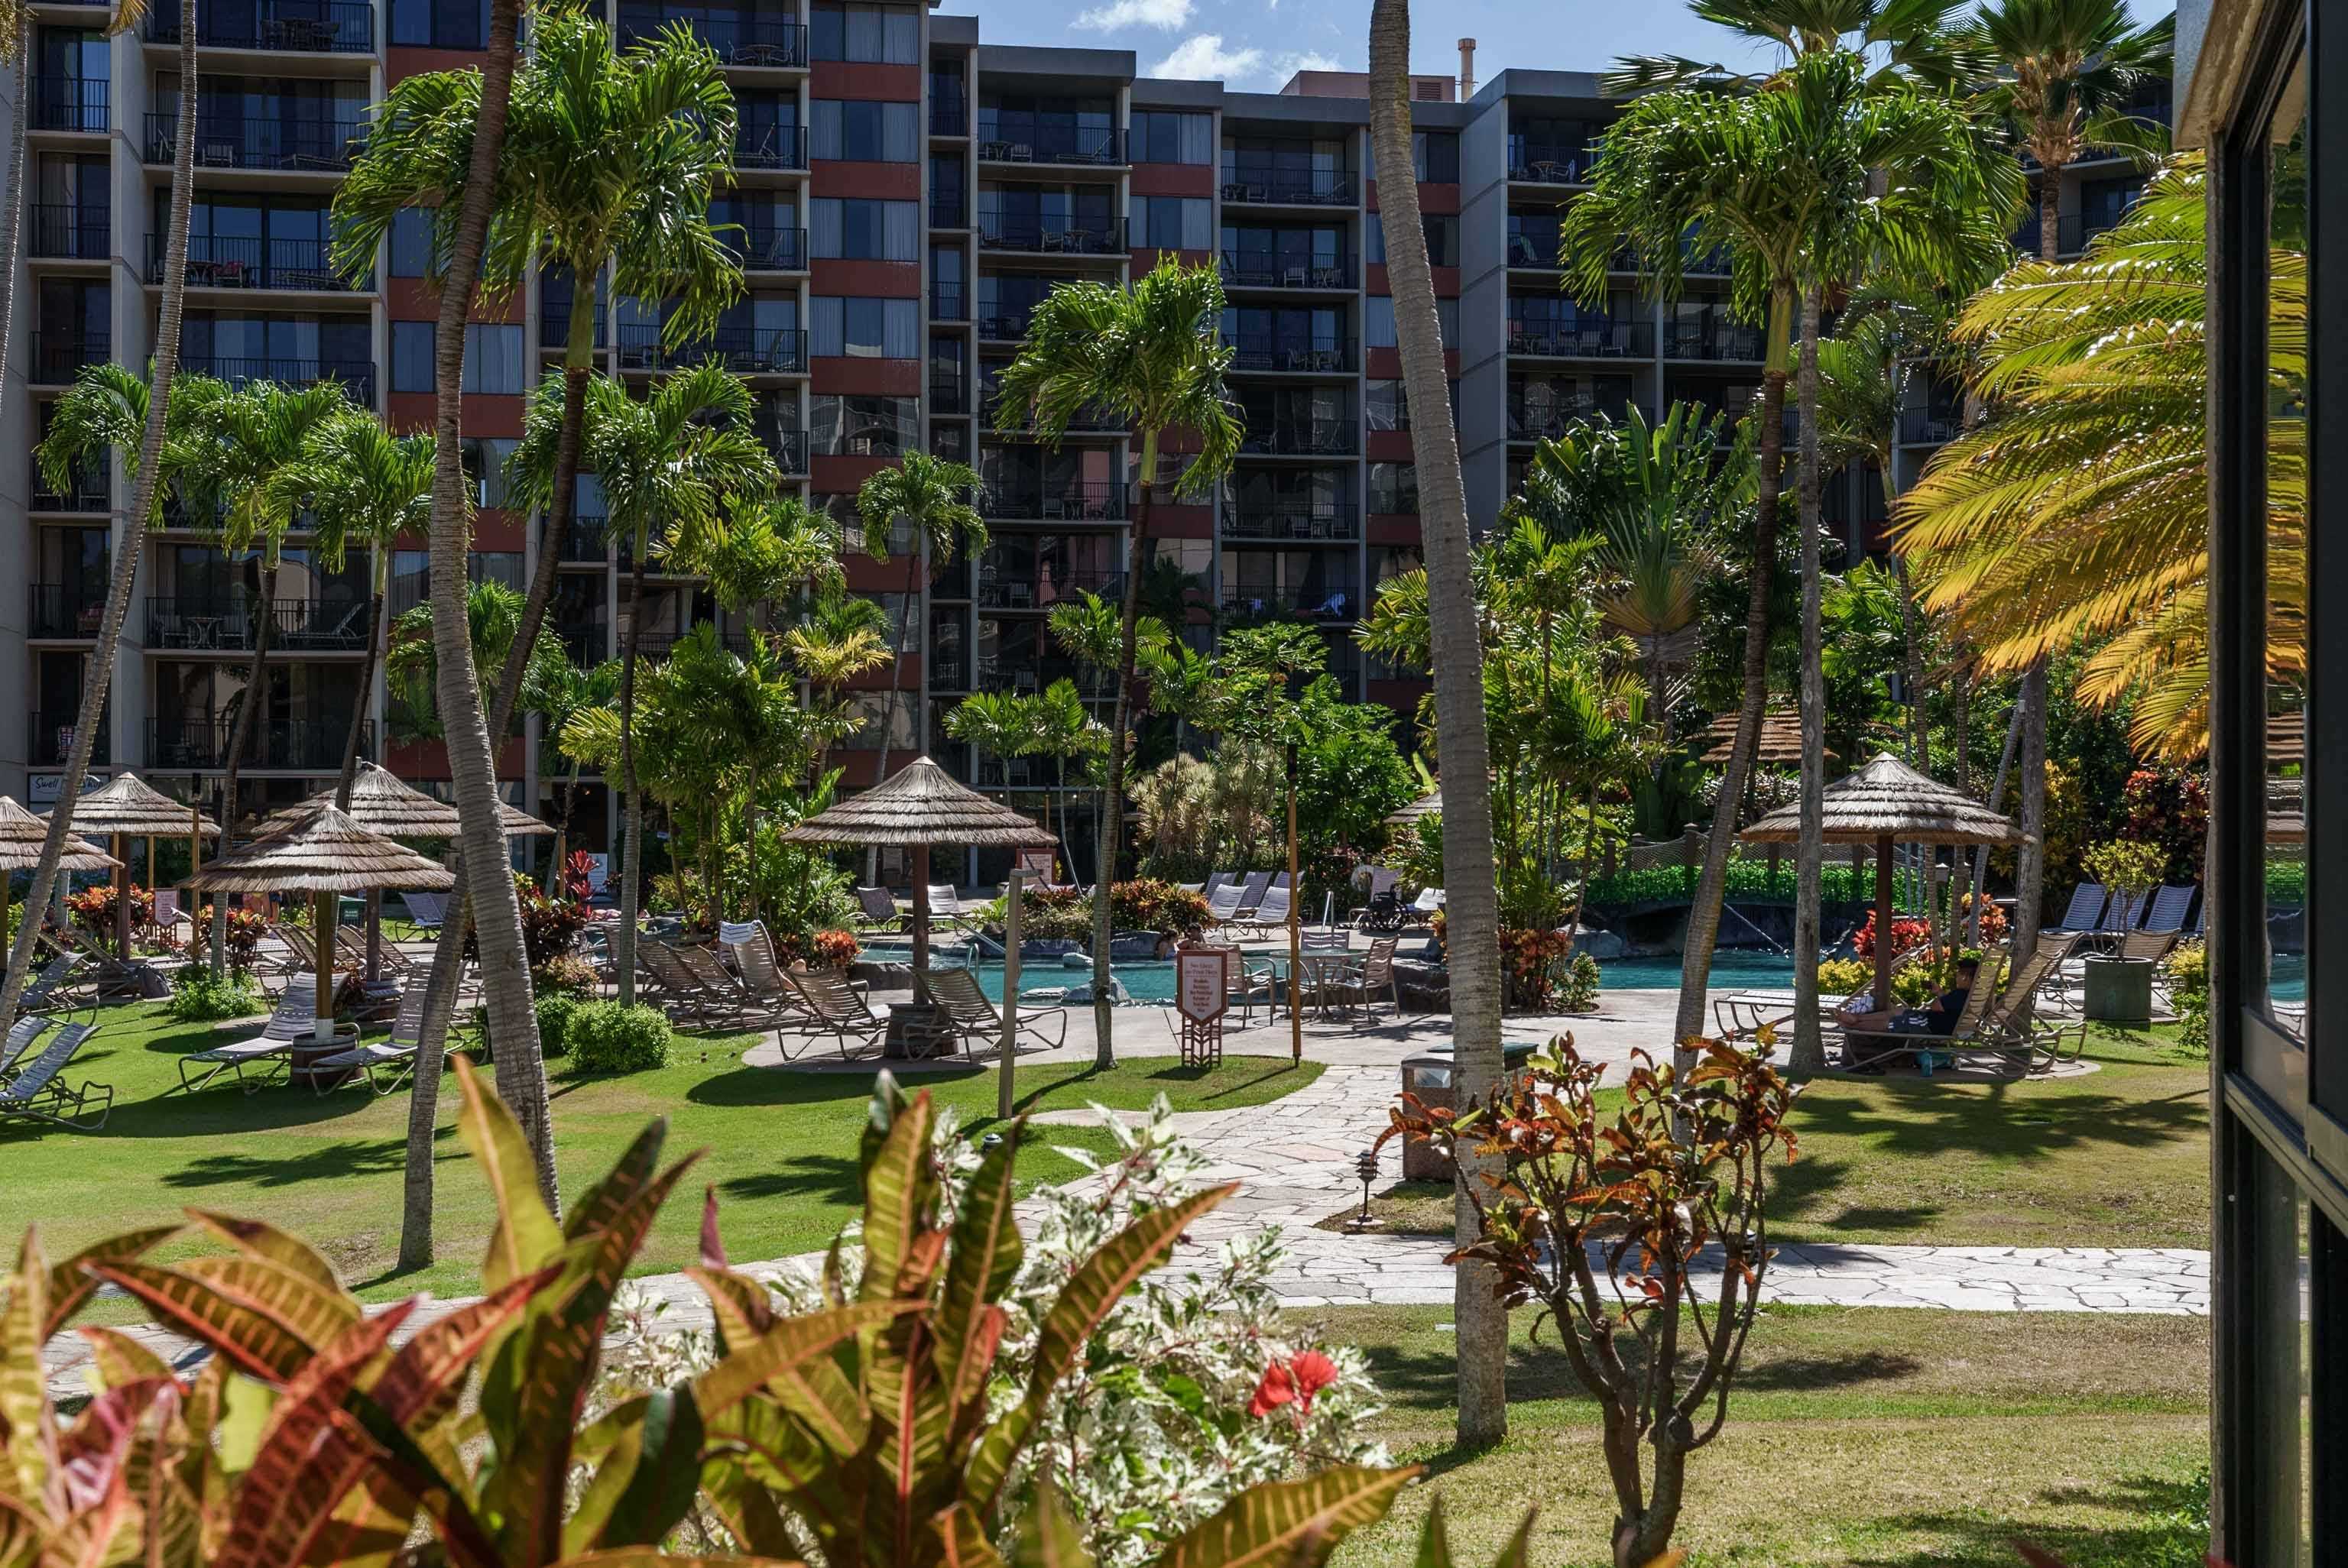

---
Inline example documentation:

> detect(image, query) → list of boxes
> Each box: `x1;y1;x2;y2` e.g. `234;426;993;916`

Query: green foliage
2267;859;2307;905
165;966;263;1022
567;1001;675;1073
1583;857;1880;909
2083;838;2168;908
1817;957;1871;996
2166;941;2210;1060
980;879;1211;945
533;990;585;1058
1892;965;1941;1009
1555;951;1603;1012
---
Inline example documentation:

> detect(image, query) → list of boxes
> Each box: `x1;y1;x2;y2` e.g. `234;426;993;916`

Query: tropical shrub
2121;766;2210;884
2268;857;2308;905
1497;925;1578;1011
530;953;600;995
1851;911;1931;961
1555;951;1602;1012
165;965;262;1022
982;880;1213;944
65;880;153;943
775;925;861;970
1892;964;1941;1008
191;904;268;971
1953;889;2010;945
1816;956;1872;996
2084;837;2168;915
567;1000;674;1073
2168;939;2210;1058
534;990;585;1058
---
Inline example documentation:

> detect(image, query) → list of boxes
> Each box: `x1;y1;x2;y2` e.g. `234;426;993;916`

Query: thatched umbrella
0;796;121;957
1698;709;1834;767
1741;752;2025;1012
781;756;1054;993
194;802;454;1042
44;773;220;958
1386;790;1441;828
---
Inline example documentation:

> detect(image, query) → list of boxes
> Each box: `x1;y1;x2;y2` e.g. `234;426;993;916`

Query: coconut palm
1367;0;1509;1450
853;452;988;792
1562;48;2018;1072
269;410;436;800
1607;0;1980;94
993;258;1241;1067
1957;0;2172;964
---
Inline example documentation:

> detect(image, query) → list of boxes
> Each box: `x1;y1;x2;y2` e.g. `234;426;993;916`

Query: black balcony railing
930;193;968;228
556;627;609;663
148;718;366;771
979;397;1120;433
148;112;365;170
723;222;806;271
146;596;372;652
1506;319;1653;358
1221;506;1357;541
1664;322;1766;361
1506;400;1630;442
731;123;807;170
1505;229;1562;269
557;517;611;563
976;127;1122;166
1220;170;1356;206
30;76;108;132
618;8;806;66
979;482;1127;522
30;330;109;383
931;99;968;137
1508;145;1600;183
964;656;1100;695
930;282;967;320
1218;251;1356;290
153;233;362;291
1899;408;1960;445
147;0;375;52
616;324;806;374
929;374;966;414
186;355;375;400
976;309;1031;342
1237;419;1357;456
972;567;1116;609
29;585;107;640
31;469;109;511
29;205;108;260
1228;337;1357;374
31;714;108;768
766;428;809;474
1221;584;1360;620
977;218;1127;255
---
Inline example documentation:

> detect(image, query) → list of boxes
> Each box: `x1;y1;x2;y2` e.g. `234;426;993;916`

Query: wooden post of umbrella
315;892;336;1041
112;832;131;958
999;869;1023;1119
1872;832;1894;1015
1286;741;1302;1066
912;844;933;996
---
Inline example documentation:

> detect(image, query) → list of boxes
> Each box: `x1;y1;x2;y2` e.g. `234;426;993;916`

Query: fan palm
993;257;1241;1068
853;452;988;791
1607;0;1979;95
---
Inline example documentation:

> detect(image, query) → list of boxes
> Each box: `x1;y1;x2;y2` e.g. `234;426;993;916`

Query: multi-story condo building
0;11;2167;882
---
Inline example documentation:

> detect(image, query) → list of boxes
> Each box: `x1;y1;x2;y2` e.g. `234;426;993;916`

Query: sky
944;0;2168;96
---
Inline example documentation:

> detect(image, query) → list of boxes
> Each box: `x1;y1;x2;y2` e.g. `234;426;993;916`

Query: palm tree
1607;0;1979;94
522;366;776;1002
993;258;1241;1068
1367;0;1509;1450
944;688;1043;810
683;493;845;634
783;591;894;754
1958;0;2172;964
384;578;557;740
853;452;988;794
1562;49;2017;1073
1030;677;1101;886
335;5;740;737
520;652;622;893
270;410;436;800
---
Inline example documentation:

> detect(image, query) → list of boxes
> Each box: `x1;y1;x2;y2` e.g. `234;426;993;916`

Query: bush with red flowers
192;905;268;971
1850;912;1931;961
777;927;861;970
65;882;154;946
2120;766;2210;884
1248;1349;1341;1422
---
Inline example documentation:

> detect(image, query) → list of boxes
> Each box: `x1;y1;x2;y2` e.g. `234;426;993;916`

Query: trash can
1396;1040;1539;1182
2083;955;2155;1025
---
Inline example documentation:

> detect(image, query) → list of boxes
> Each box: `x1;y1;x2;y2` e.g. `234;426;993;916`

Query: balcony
979;482;1126;523
1507;400;1630;442
732;124;806;170
1664;322;1766;361
1507;144;1600;183
976;309;1031;342
722;222;806;272
930;374;966;414
186;355;375;400
147;112;365;171
932;99;968;138
1220;170;1356;207
29;585;107;640
557;627;609;664
29;205;108;260
931;282;968;321
972;567;1116;609
147;0;375;53
31;469;109;512
1221;506;1357;541
1221;584;1360;620
637;627;752;659
1237;419;1357;457
967;655;1099;695
930;193;968;229
30;714;109;768
976;127;1122;167
1505;229;1562;270
30;76;107;132
980;397;1122;434
145;595;373;652
153;235;362;292
616;324;806;374
618;7;806;66
30;329;109;384
1218;252;1356;291
148;718;366;771
977;218;1126;256
1899;407;1960;445
765;428;809;475
1228;337;1357;374
1506;319;1653;359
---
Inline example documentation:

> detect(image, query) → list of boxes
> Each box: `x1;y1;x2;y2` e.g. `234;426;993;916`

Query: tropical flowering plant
1850;911;1930;960
66;881;154;941
191;904;268;970
776;925;861;970
1952;889;2009;945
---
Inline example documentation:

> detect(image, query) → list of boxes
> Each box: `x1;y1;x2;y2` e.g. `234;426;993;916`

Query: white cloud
1072;0;1192;31
1273;49;1341;74
1152;31;1263;79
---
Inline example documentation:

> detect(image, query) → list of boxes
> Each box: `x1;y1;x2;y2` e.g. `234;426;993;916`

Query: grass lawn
6;999;1323;1304
1306;1304;2209;1568
1321;1025;2210;1250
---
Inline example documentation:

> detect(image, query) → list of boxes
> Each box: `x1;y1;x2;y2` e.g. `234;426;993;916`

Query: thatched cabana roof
1698;710;1832;767
191;802;456;894
45;773;219;837
2268;711;2304;770
299;763;553;839
781;756;1056;848
0;796;120;873
1740;752;2024;847
1386;790;1441;828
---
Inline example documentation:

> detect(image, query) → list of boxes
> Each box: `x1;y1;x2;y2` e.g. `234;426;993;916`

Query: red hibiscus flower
1249;1349;1341;1419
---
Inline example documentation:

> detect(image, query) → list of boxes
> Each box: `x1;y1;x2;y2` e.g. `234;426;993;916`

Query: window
812;394;919;456
809;198;920;261
390;322;525;393
1365;296;1455;348
809;296;919;359
389;208;435;277
1364;379;1406;431
462;436;518;509
388;549;521;615
391;321;433;393
811;99;920;163
1370;129;1458;183
1131;195;1211;251
1130;109;1211;165
1367;212;1457;267
809;2;918;63
1368;461;1418;514
390;0;488;48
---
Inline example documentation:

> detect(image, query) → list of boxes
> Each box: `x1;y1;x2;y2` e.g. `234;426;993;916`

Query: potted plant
2080;838;2166;1023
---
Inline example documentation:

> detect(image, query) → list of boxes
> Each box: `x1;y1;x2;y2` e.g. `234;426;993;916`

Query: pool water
942;948;1807;1006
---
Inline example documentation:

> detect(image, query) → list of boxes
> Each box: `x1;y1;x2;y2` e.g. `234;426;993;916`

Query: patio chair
720;921;827;1056
403;890;447;933
1;1017;56;1082
261;923;318;996
306;974;432;1095
926;884;988;941
335;924;413;977
174;978;319;1094
1713;944;1935;1043
854;886;909;934
1202;870;1235;902
1238;880;1293;935
927;964;1066;1058
2045;884;2108;939
13;951;93;1023
784;967;890;1059
670;941;759;1027
1204;881;1249;926
1228;871;1273;919
2139;884;2196;934
1327;938;1404;1023
1838;947;2080;1075
0;1023;112;1131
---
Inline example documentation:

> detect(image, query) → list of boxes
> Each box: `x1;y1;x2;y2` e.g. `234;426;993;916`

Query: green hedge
567;1002;673;1074
1581;859;1882;909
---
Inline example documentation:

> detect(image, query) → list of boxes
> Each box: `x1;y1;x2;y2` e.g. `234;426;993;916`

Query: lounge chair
174;979;319;1094
1203;882;1249;925
2139;884;2196;935
1403;886;1445;928
1228;870;1273;918
2044;884;2109;940
2100;889;2152;938
1837;946;2080;1075
720;921;825;1056
1202;871;1235;902
926;964;1066;1058
1238;880;1293;935
0;1022;111;1130
926;884;987;940
648;941;753;1027
335;924;413;977
853;886;909;934
261;924;319;996
306;975;430;1094
13;951;93;1023
1327;938;1404;1023
1;1016;55;1081
1713;944;1935;1043
402;890;448;933
784;967;890;1058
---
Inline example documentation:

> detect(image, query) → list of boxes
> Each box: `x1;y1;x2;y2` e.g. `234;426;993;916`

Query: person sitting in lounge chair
1834;957;1977;1071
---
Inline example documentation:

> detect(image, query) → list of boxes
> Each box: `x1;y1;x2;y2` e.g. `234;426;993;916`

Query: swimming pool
939;949;1807;1006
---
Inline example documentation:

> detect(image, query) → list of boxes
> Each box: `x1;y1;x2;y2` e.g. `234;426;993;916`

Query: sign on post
1176;943;1234;1068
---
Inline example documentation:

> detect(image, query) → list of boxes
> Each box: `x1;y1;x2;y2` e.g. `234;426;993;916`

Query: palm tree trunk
0;34;27;449
2009;162;2066;967
0;0;195;1020
1790;287;1827;1074
1884;458;1930;769
1969;695;2022;944
487;285;598;736
212;560;279;969
1675;294;1791;1050
1370;0;1506;1450
1091;434;1156;1067
337;556;389;799
615;536;650;1003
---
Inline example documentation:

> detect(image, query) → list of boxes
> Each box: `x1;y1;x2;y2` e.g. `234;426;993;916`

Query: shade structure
1740;752;2025;1014
1386;791;1441;828
1699;710;1834;767
300;762;554;840
0;795;121;874
782;756;1053;990
41;773;216;960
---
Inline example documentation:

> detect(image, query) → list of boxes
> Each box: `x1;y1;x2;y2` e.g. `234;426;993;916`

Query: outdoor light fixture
1348;1147;1382;1232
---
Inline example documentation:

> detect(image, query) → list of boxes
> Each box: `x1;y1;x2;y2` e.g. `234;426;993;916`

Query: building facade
0;7;2161;877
